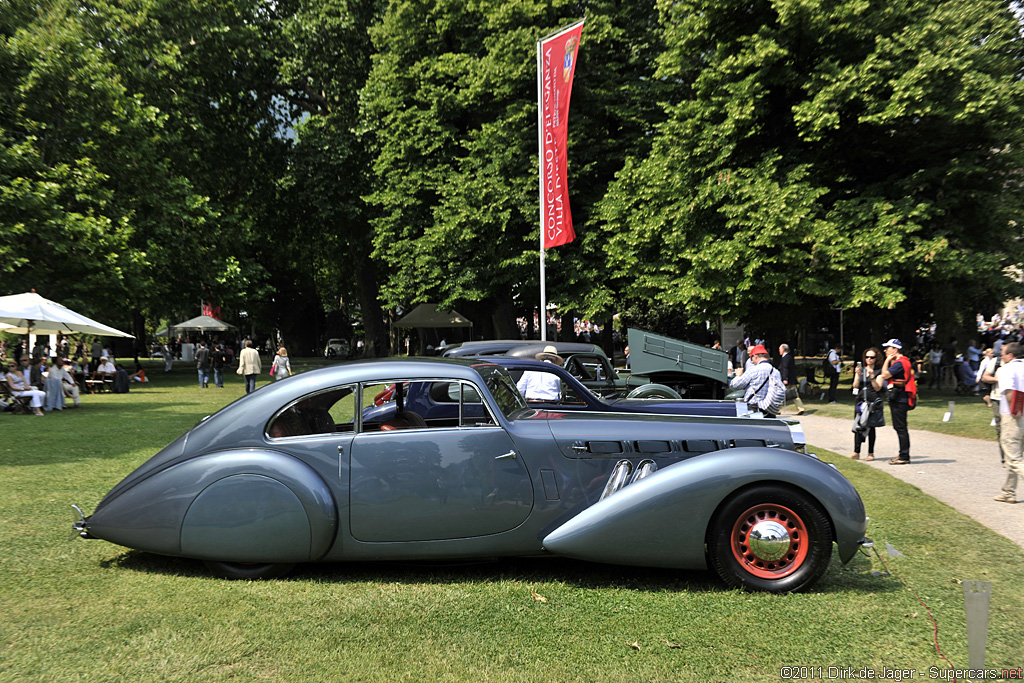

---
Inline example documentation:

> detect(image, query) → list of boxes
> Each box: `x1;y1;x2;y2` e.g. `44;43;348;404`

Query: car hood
515;408;798;458
606;397;748;417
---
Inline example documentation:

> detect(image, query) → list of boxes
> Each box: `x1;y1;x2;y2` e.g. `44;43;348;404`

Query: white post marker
963;580;991;671
942;400;955;422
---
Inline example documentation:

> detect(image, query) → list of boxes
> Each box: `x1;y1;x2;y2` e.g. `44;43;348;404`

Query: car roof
505;342;606;358
442;340;527;357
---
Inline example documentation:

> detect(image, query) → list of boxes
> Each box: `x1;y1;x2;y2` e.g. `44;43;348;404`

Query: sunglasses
865;355;877;359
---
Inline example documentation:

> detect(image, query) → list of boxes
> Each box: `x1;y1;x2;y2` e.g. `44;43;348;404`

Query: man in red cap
729;344;785;417
879;338;915;465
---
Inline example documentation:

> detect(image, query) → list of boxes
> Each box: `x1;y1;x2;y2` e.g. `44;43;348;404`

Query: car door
349;379;534;543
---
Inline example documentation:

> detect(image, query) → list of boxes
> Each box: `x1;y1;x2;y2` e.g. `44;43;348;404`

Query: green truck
501;328;729;399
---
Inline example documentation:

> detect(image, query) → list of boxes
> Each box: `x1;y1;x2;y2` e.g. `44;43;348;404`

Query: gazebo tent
166;315;237;333
394;304;472;329
393;303;473;353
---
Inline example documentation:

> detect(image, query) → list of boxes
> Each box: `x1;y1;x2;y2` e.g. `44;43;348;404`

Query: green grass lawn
1;360;1022;682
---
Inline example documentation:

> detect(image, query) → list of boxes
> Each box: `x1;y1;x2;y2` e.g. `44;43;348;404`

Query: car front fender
541;448;866;569
85;449;337;563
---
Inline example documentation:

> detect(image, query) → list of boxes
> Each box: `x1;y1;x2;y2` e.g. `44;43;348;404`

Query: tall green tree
84;0;295;335
596;0;1024;335
362;0;664;338
1;0;215;339
277;0;390;355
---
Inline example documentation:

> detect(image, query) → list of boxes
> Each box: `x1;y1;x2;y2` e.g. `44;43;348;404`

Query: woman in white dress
5;361;45;415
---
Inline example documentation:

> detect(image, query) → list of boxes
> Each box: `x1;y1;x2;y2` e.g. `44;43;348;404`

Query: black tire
204;561;296;580
706;485;832;593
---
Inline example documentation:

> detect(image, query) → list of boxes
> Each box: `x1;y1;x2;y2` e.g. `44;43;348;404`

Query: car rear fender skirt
85;450;337;562
541;448;865;569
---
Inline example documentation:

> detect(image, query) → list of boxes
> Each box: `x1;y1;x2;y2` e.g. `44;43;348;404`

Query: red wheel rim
729;503;809;580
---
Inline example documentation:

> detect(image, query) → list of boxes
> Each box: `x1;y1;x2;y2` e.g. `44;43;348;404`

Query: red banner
201;302;221;320
539;20;583;249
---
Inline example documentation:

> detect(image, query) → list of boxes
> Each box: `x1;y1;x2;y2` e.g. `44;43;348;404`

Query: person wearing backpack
879;338;917;465
729;344;786;417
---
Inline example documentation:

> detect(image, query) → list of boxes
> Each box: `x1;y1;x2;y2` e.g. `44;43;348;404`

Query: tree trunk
356;255;387;358
130;308;146;364
490;291;517;339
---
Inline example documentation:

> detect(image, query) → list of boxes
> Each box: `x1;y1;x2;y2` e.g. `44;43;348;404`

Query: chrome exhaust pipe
629;459;657;484
599;460;633;501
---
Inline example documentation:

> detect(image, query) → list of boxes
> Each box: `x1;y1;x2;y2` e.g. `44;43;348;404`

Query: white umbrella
0;291;134;337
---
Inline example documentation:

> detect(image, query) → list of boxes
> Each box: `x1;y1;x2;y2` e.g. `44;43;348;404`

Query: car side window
360;379;497;432
266;385;356;439
459;381;497;426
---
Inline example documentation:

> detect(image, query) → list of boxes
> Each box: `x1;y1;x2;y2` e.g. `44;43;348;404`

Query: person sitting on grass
129;362;147;383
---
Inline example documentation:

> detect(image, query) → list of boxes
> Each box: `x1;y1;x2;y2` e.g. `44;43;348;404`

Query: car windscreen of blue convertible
475;363;527;418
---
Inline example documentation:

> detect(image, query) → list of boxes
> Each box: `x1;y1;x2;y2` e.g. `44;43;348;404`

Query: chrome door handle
495;450;517;460
570;442;587;453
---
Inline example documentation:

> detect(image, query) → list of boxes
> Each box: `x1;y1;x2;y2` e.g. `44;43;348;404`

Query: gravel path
793;412;1023;551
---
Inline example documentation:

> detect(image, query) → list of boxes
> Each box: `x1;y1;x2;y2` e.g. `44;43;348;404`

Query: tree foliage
3;0;1024;348
595;0;1024;332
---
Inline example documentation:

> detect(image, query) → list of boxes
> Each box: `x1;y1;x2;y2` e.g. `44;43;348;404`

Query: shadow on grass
99;546;898;595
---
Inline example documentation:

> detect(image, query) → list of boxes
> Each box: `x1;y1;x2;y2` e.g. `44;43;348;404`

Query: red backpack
892;355;917;410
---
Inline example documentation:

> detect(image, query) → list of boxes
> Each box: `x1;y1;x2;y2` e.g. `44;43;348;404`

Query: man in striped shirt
729;344;784;417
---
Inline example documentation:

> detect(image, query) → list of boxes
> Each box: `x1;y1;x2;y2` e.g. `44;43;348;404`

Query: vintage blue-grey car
72;358;868;593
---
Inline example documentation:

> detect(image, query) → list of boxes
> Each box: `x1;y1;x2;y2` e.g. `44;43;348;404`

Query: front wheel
204;561;296;580
706;485;832;593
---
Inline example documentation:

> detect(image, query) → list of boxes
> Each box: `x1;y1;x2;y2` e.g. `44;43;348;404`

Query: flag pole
537;19;584;343
536;34;547;341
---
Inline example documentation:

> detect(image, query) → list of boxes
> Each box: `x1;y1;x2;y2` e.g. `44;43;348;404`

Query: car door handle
570;442;587;453
495;450;517;460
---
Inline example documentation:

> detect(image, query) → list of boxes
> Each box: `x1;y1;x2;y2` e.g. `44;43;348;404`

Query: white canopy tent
0;291;133;338
156;315;237;336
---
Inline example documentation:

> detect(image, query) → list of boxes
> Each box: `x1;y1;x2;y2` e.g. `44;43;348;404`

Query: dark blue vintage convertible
73;358;867;593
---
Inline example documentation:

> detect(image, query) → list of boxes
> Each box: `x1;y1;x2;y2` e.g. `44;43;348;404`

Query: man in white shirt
95;356;116;381
995;342;1024;503
516;346;563;401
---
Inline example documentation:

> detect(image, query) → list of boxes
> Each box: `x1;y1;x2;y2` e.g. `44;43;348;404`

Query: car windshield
475;364;525;418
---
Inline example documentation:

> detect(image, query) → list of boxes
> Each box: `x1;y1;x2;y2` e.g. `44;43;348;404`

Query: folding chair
1;384;32;414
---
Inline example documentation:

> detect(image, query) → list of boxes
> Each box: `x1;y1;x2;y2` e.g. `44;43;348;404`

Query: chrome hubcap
747;520;791;562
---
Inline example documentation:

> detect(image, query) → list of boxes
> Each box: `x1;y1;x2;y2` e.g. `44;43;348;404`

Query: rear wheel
707;485;832;593
204;561;296;580
625;383;681;399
